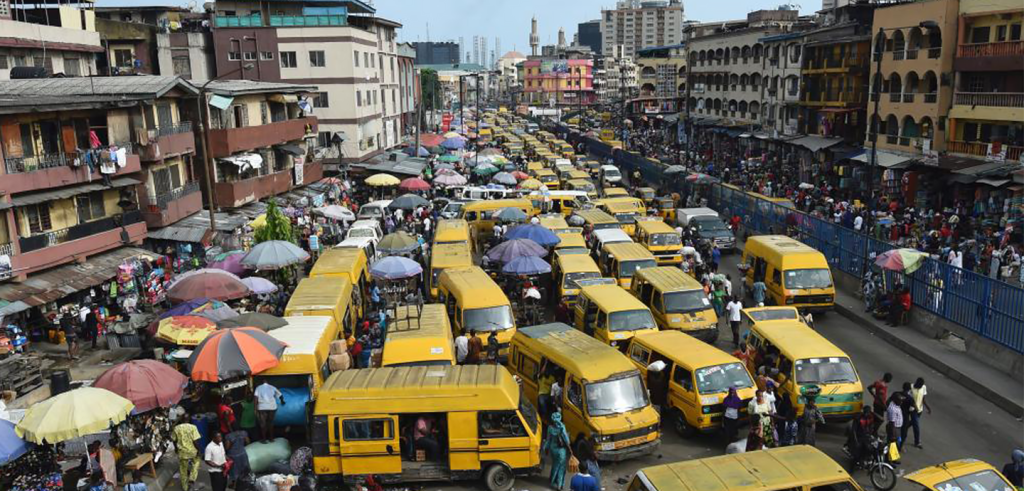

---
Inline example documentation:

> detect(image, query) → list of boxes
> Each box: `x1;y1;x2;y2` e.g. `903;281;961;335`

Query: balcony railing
954;92;1024;108
215;14;262;27
153;181;201;209
892;50;905;61
948;140;1024;161
903;93;915;103
889;92;902;103
906;49;918;60
886;135;898;144
269;14;347;27
0;242;12;256
154;121;193;138
18;211;143;253
924;93;937;103
957;41;1024;58
928;47;941;59
4;152;74;174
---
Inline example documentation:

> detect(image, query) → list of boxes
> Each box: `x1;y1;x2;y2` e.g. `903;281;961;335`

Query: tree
421;68;440;113
253;201;294;244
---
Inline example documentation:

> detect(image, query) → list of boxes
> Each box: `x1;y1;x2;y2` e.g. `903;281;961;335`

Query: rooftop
0;76;197;114
194;79;318;95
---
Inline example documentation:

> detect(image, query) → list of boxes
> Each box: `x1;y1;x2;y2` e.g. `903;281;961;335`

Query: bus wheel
673;410;695;438
484;464;514;491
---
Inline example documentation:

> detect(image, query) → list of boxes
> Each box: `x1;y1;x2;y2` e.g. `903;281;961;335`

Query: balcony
213;169;294;208
953;92;1024;108
207;116;317;159
214;14;263;27
269;14;347;27
924;93;937;103
948;140;1023;162
1;148;142;196
13;211;147;277
955;41;1024;72
141;182;204;229
903;93;915;103
138;122;196;162
889;92;902;103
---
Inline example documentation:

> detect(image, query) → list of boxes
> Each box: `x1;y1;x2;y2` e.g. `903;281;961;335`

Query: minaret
530;16;539;56
557;27;566;48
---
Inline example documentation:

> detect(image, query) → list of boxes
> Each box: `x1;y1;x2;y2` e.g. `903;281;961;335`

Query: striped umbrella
186;327;287;382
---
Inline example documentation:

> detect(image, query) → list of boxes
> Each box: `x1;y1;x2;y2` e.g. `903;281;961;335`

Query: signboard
540;61;570;74
293;159;304;186
987;142;1007;162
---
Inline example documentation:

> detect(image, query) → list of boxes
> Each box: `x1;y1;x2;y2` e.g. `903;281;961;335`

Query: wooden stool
123;452;157;480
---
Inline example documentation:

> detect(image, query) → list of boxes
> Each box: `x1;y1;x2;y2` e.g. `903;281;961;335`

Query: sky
95;0;815;53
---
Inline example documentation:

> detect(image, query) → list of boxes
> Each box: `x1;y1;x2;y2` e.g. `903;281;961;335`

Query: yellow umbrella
443;131;462;139
156;315;217;346
365;173;400;187
250;213;267;228
518;178;544;190
16;387;134;444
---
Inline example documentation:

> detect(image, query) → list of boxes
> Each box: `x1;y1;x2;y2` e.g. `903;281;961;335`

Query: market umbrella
502;163;518;172
167;271;249;303
166;268;240;291
402;145;429;157
218;312;288;331
685;173;716;183
485;238;547;263
664;165;686;175
241;240;311;270
502;256;552;275
433;173;467;187
195;305;239;323
473;163;499;176
155;315;218;346
313;204;356;222
187;327;287;382
378;231;420;255
366;173;401;187
874;248;928;274
207;252;247;275
479;148;502;156
437;154;461;163
369;256;423;280
420;133;445;147
441;137;466;150
493;207;528;223
240;276;279;294
433;162;457;172
399;177;431;192
16;387;133;444
511;170;530;181
518;178;545;190
492;172;517;186
250;213;267;229
505;224;561;247
389;193;430;211
0;420;28;464
443;131;463;139
93;360;188;413
158;297;214;319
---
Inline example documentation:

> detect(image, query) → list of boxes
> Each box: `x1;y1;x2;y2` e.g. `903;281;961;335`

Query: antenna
426;22;430;42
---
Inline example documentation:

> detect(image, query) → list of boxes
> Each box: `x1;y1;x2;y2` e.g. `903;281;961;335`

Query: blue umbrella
0;419;29;465
159;298;212;319
505;224;562;247
403;145;429;157
370;256;423;280
503;163;518;171
486;238;547;263
502;256;551;275
441;137;466;150
493;207;528;223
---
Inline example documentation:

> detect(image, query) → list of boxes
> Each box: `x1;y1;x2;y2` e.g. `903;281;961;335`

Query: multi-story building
600;0;685;60
497;51;527;104
397;43;417;138
156;20;216;81
0;76;203;281
758;32;807;138
523;58;596;108
94;6;196;76
412;41;460;65
186;80;322;210
0;0;101;79
632;44;685;114
578;20;603;54
946;0;1023;164
867;0;958;165
208;0;401;163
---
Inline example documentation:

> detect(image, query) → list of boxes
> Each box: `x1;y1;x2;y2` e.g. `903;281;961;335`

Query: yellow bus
573;209;621;233
284;277;354;337
573;283;658;349
255;316;337;426
433;219;472;250
310;248;370;317
507;323;660;461
597;242;657;289
311;365;541;491
906;459;1017;491
630;267;718;342
553;233;588;255
437;266;516;356
552;253;603;306
634;220;683;265
459;199;536;246
596;198;647;236
742;235;835;312
428;242;473;300
566;179;598;199
381;304;455;367
533;169;560;190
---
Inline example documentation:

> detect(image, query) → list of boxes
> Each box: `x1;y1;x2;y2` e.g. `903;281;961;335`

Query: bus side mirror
386;445;395;455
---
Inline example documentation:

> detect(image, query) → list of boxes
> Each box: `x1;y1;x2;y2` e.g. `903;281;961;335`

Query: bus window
342;419;392;440
479;411;527;438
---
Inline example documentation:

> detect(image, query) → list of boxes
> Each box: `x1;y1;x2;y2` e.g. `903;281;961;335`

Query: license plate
614;435;650;449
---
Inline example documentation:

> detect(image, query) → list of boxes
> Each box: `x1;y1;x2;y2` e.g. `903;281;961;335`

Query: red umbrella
399;177;431;192
511;171;530;181
420;133;445;147
93;360;187;413
167;271;250;303
187;327;287;382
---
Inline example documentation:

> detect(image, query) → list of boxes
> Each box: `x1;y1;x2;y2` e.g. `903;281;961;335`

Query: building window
317;131;331;147
356;90;361;107
260;51;274;60
64;56;80;76
309;50;326;67
280;51;297;68
228;51;241;61
0;55;8;70
354;50;360;67
25;204;52;234
75;191;106;223
364;52;370;67
313;91;330;108
243;52;257;61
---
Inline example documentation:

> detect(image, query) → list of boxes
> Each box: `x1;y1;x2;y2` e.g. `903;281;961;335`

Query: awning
0;300;31;316
977;178;1011;187
10;177;141;207
789;135;844;152
851;150;914;169
147;222;213;243
0;247;158;307
276;144;305;156
269;94;298;103
948;174;977;184
218;153;263;172
662;114;679;123
209;95;234;111
952;160;1024;177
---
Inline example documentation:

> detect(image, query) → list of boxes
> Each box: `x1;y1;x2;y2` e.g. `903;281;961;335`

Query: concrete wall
157;32;215;80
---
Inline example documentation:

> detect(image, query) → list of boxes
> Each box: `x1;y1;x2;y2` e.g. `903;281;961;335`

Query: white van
357;200;392;221
457;186;522;201
600;165;622;186
346;219;384;242
588;228;633;252
335;236;379;262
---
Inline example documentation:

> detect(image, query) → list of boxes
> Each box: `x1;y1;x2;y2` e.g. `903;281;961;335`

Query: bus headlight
785;298;795;305
596;433;613;443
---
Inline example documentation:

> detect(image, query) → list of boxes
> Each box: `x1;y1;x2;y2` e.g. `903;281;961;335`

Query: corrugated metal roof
11;177;140;206
195;79;317;96
0;76;195;97
0;247;159;306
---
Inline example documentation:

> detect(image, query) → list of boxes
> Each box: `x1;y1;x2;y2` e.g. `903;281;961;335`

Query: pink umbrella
166;268;240;290
399;177;431;192
93;360;187;413
207;252;246;275
434;173;467;187
511;171;530;181
167;270;250;302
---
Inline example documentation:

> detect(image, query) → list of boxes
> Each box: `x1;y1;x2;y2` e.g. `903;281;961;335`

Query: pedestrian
224;428;251;485
722;387;743;443
908;377;931;448
205;432;228;491
123;469;147;491
254;380;284;442
897;381;914;446
217;396;236;435
711;244;721;272
752;278;767;306
570;464;599;491
486;330;499;364
171;414;202;491
576;437;601;488
61;311;78;360
466;330;483;364
868;372;892;419
1001;449;1024;488
542;411;571;490
85;308;100;349
778;408;799;446
454;331;469;364
725;296;743;348
886;392;904;450
799;398;825;446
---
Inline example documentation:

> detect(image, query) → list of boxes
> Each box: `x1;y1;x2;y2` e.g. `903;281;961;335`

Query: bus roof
382;305;453;367
580;284;649;312
602;242;656;260
286;277;353;312
557;254;601;273
316;365;518;415
461;199;533;213
434;218;469;236
904;459;1002;488
438;266;508;308
270;316;335;357
515;323;636;380
636;220;677;234
539;215;569;229
746;235;827;265
310;248;366;278
555;233;587;249
632;331;741;369
575;209;617;223
636;446;852;491
634;267;702;292
753;321;850;361
430;242;473;269
593;228;632;243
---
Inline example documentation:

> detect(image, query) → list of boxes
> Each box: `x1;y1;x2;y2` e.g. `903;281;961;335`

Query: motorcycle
0;324;28;357
842;435;897;491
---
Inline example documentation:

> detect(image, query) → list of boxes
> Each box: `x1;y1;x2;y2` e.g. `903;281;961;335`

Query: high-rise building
412;41;460;65
600;0;685;59
530;17;540;56
495;37;502;67
459;36;464;62
578;19;603;54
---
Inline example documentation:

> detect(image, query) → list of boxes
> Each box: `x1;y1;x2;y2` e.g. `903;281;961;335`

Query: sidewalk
832;285;1024;418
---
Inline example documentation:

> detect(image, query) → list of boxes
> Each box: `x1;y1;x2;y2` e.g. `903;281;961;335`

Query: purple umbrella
158;298;211;319
505;224;561;247
502;256;551;275
207;252;246;275
369;256;423;280
241;277;279;294
485;238;547;263
441;137;466;150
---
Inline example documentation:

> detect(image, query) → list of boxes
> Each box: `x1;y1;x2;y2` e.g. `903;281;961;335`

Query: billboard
539;61;570;74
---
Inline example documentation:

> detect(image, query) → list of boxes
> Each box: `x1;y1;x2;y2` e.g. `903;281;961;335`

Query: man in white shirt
454;332;469;364
204;432;228;491
254;381;283;442
725;296;744;349
853;214;864;231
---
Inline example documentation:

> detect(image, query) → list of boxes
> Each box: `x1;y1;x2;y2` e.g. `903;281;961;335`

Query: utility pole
459;75;465;134
415;68;421;156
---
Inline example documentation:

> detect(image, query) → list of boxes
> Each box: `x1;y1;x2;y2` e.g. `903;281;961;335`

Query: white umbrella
314;205;356;223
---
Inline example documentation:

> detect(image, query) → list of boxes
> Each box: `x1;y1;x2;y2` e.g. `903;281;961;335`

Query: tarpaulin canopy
276;144;305;156
851;150;915;169
219;153;263;172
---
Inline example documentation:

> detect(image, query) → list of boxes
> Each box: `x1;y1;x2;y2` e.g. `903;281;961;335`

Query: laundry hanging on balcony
219;153;263;172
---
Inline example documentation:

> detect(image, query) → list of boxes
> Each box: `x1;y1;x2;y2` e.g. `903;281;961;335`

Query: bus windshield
614;213;638;224
463;305;514;331
650;233;681;246
619;259;657;278
563;271;601;289
585;374;649;416
663;290;711;314
695;363;754;394
608;309;656;332
795;357;858;384
784;269;833;289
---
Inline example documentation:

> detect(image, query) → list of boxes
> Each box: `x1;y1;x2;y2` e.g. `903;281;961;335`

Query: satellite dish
187;0;198;11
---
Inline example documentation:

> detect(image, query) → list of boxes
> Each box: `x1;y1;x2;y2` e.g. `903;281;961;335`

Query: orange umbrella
155;315;217;346
187;327;287;382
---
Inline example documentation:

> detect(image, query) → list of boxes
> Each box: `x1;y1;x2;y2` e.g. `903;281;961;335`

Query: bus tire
673;409;695;438
484;463;515;491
